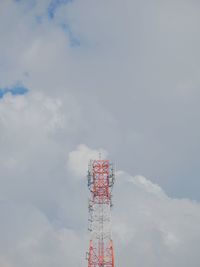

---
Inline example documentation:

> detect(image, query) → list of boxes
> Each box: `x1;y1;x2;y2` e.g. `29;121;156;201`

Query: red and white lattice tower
87;158;115;267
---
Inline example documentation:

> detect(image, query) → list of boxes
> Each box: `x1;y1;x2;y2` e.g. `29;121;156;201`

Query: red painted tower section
87;159;115;267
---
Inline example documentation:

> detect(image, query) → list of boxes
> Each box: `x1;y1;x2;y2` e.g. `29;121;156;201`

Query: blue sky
0;84;28;98
47;0;72;19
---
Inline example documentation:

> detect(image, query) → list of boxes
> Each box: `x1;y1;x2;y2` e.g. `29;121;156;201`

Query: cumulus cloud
0;91;200;266
68;145;200;267
0;0;199;200
0;202;85;267
67;144;108;177
0;0;200;266
0;91;86;267
113;171;200;267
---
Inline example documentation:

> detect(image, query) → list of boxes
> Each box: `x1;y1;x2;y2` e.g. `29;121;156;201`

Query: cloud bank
1;0;200;266
0;92;200;267
1;0;200;199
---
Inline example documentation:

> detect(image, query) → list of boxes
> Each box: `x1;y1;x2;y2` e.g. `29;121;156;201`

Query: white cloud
0;0;198;202
130;175;166;197
0;0;200;266
113;171;200;267
0;90;200;266
67;144;108;177
0;92;87;267
0;202;85;267
67;145;200;266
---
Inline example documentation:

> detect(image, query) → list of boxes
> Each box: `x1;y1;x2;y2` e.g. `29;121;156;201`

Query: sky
0;0;200;266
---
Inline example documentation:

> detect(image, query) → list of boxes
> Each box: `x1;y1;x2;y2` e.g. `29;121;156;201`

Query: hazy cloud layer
0;0;200;198
0;93;200;267
0;0;200;266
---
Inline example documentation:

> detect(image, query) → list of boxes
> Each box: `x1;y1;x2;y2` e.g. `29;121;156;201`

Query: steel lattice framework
87;159;115;267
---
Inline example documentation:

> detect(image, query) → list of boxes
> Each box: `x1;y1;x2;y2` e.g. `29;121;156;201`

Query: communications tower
87;158;115;267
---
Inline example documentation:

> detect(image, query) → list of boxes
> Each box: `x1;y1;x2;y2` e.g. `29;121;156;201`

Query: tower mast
87;158;115;267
